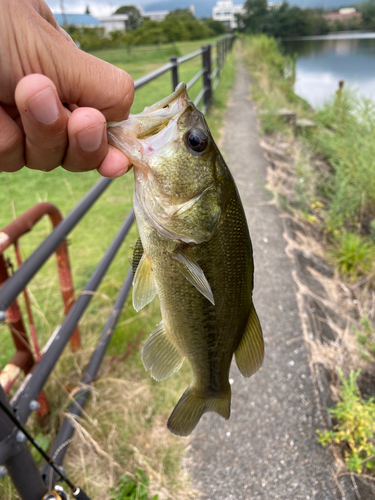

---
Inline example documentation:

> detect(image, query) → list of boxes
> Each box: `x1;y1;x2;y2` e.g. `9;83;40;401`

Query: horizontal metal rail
177;48;203;64
11;209;134;426
0;178;113;317
211;65;220;81
41;267;134;487
194;86;207;108
187;67;205;90
131;35;235;113
134;61;173;90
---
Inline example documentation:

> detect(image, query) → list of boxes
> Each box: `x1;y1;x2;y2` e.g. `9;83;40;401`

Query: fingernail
27;87;59;124
77;122;105;152
110;167;129;178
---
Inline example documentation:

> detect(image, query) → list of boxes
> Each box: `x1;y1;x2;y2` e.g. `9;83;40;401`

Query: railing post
202;45;212;113
170;56;179;91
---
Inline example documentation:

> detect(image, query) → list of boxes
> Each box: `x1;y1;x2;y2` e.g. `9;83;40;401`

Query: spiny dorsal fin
235;305;264;378
131;237;144;276
132;252;157;312
169;250;215;305
167;386;231;436
142;322;184;381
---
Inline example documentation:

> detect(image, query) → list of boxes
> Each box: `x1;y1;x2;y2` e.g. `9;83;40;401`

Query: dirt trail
185;51;339;500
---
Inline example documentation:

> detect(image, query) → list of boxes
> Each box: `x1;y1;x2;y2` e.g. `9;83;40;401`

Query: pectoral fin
142;322;184;381
235;306;264;377
132;252;157;312
170;250;215;305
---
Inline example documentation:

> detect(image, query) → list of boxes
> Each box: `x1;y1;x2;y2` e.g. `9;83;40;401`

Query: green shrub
315;90;375;232
317;369;375;474
327;231;375;280
110;470;159;500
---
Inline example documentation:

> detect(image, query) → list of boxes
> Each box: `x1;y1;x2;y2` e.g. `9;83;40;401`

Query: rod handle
72;488;91;500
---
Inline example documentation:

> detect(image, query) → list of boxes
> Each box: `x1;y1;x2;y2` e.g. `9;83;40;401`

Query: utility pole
60;0;67;26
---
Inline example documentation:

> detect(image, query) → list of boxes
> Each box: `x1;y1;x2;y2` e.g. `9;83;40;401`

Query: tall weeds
242;35;375;282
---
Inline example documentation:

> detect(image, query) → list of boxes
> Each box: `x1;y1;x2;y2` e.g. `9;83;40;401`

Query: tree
166;8;195;21
206;18;226;35
241;0;269;33
115;5;143;30
361;1;375;30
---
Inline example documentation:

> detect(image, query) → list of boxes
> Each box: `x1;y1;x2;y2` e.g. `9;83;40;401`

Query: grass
93;38;222;114
242;34;375;481
327;231;375;282
317;369;375;475
242;34;375;283
0;38;236;499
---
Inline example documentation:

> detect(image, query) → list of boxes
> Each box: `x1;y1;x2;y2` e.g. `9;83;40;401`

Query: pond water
281;33;375;108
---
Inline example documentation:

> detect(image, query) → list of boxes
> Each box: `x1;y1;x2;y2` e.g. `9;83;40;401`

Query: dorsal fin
131;237;144;276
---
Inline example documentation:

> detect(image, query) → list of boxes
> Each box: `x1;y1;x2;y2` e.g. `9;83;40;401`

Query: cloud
45;0;147;16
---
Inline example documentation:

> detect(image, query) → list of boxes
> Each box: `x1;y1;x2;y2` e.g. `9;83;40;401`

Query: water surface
282;33;375;108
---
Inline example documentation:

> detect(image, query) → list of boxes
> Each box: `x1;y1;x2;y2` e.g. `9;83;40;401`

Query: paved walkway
186;53;339;500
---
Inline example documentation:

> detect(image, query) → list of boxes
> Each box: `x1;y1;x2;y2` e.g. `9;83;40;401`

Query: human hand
0;0;134;177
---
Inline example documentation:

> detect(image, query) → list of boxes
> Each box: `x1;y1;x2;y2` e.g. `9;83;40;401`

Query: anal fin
142;322;184;381
235;305;264;378
167;386;231;437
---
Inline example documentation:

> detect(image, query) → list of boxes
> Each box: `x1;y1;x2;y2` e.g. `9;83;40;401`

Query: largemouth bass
108;83;264;436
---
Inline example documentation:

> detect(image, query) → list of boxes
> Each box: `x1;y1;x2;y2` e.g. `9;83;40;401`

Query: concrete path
186;54;339;500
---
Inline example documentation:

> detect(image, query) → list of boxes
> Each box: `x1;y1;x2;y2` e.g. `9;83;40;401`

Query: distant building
96;14;129;33
323;7;362;24
141;8;169;21
141;4;195;21
53;13;103;27
212;1;245;30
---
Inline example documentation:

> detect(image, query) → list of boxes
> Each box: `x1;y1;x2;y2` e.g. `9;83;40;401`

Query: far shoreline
282;31;375;41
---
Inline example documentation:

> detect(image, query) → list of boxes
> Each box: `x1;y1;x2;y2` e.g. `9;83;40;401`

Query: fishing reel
42;485;70;500
42;484;90;500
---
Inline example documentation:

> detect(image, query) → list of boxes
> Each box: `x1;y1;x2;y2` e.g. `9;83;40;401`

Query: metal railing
0;35;236;500
134;35;236;112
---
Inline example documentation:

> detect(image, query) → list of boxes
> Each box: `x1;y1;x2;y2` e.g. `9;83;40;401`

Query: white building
96;14;128;33
141;5;195;22
141;7;169;21
212;1;244;30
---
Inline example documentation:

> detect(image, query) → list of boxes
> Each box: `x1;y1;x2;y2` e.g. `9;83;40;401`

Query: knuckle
0;127;25;171
0;126;23;156
111;68;134;119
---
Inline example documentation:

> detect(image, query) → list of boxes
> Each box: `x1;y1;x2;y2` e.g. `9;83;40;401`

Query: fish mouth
137;82;187;116
107;82;188;160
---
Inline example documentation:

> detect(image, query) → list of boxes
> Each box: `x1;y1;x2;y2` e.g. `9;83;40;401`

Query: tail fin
167;386;231;436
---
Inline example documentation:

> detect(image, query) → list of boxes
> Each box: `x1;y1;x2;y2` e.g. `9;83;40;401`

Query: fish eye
185;128;208;154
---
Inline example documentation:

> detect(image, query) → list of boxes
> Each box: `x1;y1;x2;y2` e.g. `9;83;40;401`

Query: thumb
54;48;134;121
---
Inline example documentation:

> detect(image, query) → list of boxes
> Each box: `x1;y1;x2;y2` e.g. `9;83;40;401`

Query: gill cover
108;82;222;244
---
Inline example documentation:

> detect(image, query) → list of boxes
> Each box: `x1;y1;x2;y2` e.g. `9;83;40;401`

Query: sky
45;0;148;16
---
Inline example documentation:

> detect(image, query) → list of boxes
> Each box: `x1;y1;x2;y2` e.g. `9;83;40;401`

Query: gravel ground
185;53;339;500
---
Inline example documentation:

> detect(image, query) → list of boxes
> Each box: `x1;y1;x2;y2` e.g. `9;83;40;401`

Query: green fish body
108;83;264;436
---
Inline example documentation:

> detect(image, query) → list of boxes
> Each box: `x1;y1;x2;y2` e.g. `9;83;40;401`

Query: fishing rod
0;398;91;500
